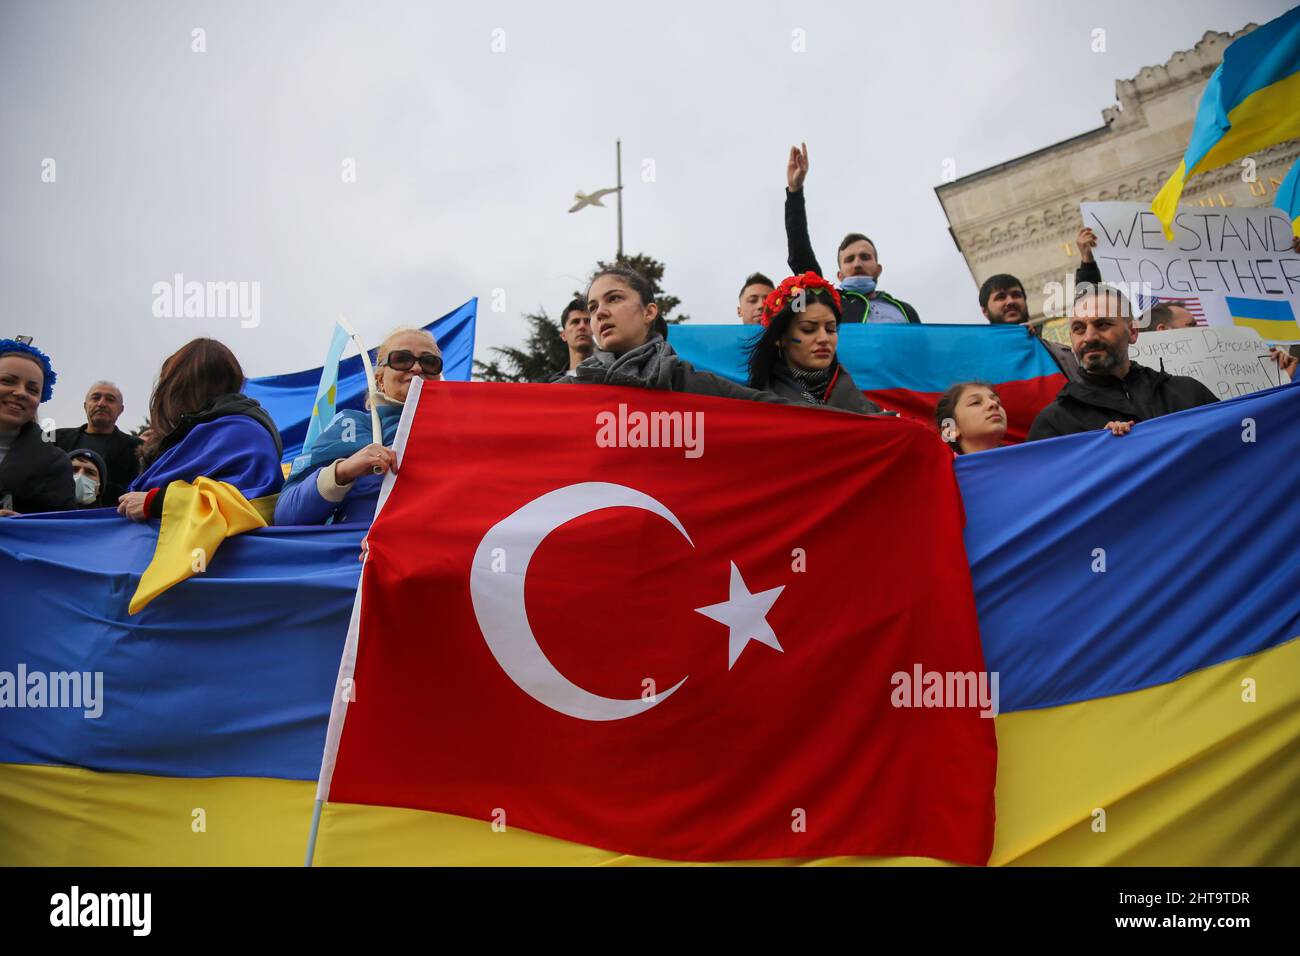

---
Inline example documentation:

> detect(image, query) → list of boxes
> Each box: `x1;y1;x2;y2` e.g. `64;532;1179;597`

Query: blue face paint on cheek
788;337;804;344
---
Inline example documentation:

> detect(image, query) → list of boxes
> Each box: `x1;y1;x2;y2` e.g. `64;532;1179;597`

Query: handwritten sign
1080;202;1300;343
1130;326;1283;399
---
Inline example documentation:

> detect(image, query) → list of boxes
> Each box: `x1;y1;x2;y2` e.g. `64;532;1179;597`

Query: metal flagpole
304;799;324;866
302;377;423;866
616;138;624;259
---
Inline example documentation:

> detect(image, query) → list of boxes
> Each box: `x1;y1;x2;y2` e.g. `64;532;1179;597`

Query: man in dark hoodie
68;448;110;508
1027;285;1218;441
783;143;920;325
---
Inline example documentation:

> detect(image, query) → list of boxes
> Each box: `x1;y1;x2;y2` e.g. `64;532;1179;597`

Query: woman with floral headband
745;272;885;414
569;265;791;404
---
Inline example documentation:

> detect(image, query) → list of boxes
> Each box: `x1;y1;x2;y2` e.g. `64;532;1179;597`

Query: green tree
593;252;690;325
473;309;568;383
473;252;687;382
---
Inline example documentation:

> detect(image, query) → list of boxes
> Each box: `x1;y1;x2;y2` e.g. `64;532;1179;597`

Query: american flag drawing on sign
1133;292;1207;326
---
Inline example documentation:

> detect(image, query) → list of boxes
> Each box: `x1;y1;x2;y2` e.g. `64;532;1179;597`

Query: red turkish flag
323;381;996;864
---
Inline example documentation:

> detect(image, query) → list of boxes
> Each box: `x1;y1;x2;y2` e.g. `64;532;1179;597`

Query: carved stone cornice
951;139;1300;262
940;25;1256;201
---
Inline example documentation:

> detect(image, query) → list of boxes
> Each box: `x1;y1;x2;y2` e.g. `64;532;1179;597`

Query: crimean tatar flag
315;381;997;864
1152;8;1300;239
1276;156;1300;239
301;319;351;456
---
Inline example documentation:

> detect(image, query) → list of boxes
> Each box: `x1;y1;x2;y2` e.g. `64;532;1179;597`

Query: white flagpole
304;377;425;866
336;314;383;445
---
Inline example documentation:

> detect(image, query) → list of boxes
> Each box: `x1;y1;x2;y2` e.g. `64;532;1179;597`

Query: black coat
1027;361;1219;441
53;425;142;504
0;420;76;513
766;364;885;414
784;189;921;324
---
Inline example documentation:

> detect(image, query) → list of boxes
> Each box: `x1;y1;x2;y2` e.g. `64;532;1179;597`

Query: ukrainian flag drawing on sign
1228;295;1300;341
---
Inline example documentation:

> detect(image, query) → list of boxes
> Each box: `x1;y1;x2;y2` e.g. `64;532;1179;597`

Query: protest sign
1130;326;1284;399
1079;202;1300;343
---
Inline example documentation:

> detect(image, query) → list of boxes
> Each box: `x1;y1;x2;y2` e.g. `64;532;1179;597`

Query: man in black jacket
979;273;1081;383
54;381;142;505
783;143;920;324
1027;285;1218;441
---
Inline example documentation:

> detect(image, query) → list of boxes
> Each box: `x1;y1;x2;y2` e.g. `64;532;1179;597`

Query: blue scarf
283;404;404;490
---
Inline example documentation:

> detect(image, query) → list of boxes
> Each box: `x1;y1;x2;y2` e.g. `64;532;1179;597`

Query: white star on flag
694;562;786;670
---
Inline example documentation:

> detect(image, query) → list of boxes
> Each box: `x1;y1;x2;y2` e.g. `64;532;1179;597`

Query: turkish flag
324;381;996;864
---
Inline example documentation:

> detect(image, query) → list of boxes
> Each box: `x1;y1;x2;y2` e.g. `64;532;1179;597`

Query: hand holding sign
1080;202;1300;344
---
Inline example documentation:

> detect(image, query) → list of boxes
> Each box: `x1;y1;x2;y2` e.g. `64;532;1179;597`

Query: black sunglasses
381;349;443;375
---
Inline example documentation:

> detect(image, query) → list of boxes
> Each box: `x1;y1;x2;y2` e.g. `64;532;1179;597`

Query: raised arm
784;142;823;277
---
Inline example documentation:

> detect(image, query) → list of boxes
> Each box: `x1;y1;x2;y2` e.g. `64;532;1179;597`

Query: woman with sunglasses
274;328;442;526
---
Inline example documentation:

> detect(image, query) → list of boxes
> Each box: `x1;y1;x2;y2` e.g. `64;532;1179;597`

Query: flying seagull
569;186;621;213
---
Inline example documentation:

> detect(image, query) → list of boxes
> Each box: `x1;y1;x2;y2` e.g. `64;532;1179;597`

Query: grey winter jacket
567;335;795;405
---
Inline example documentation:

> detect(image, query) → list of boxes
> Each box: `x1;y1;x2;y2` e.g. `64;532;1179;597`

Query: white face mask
74;472;99;505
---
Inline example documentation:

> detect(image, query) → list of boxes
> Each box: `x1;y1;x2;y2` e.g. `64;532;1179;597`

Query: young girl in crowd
0;338;75;514
274;327;441;526
118;338;283;521
745;272;884;413
934;381;1007;455
569;265;790;403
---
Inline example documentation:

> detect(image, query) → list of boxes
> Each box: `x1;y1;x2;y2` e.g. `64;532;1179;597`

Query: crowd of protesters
3;142;1299;520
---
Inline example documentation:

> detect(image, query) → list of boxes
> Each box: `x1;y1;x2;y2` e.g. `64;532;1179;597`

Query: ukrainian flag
1228;295;1300;341
1;386;1298;865
1153;7;1300;239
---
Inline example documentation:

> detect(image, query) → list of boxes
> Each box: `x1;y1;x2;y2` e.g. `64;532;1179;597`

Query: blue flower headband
0;339;56;402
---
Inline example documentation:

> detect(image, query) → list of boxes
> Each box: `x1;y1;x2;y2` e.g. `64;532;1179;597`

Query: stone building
935;24;1299;343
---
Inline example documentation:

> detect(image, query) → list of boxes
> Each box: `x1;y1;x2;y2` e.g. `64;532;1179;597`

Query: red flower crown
760;272;842;326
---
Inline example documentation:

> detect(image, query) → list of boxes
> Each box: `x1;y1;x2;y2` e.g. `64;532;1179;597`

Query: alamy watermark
0;663;103;718
50;886;150;935
152;273;260;328
891;664;999;718
595;403;704;459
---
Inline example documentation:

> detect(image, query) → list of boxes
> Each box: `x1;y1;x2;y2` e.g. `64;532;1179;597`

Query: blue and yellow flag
1;384;1298;865
1152;7;1300;239
1227;294;1300;341
301;320;351;456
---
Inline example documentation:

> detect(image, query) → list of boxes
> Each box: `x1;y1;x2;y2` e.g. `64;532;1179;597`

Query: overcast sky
3;0;1289;430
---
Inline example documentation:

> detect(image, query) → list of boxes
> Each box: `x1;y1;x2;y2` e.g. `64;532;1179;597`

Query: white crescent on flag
469;482;692;721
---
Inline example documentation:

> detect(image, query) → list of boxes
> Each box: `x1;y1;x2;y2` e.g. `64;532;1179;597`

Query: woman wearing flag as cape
117;338;283;521
744;272;885;413
274;327;441;526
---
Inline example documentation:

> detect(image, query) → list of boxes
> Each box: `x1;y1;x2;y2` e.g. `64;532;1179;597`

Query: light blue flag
246;299;478;462
301;320;351;456
1277;156;1300;238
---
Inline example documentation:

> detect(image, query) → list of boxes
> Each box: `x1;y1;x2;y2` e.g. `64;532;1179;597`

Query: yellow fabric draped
2;639;1295;866
128;478;277;615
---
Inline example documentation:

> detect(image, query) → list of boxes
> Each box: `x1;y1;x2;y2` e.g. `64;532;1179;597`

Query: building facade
935;25;1299;343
